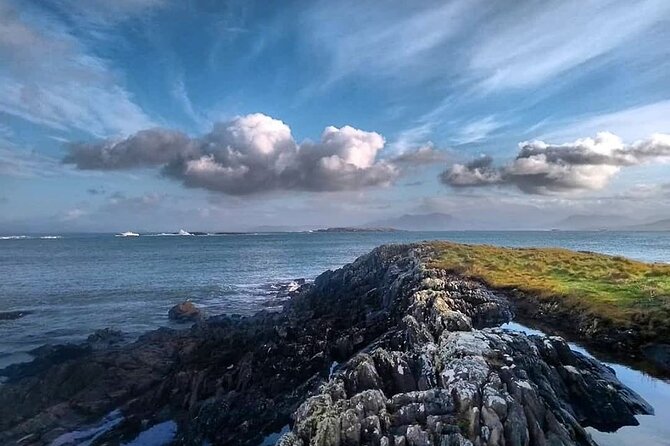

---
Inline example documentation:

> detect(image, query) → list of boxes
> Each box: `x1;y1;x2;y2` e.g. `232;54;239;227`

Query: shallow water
501;322;670;446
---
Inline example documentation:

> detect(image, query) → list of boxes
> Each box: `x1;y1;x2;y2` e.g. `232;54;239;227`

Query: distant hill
623;218;670;231
554;214;637;230
249;225;313;232
311;227;403;233
366;213;457;231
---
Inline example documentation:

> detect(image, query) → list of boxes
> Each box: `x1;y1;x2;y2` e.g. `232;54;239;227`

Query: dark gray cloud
64;113;415;195
441;132;670;194
86;187;106;195
64;129;195;170
440;155;501;187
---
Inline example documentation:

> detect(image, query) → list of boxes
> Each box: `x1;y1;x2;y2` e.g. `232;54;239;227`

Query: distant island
623;218;670;231
366;212;457;231
311;226;404;233
553;214;670;231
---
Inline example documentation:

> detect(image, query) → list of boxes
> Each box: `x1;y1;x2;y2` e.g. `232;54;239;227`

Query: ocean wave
1;235;63;240
145;229;194;237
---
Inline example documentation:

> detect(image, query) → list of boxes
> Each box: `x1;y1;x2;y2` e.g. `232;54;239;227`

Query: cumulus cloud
65;113;402;195
441;132;670;194
390;145;448;166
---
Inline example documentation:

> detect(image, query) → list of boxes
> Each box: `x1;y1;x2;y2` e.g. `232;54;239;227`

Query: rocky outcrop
0;244;653;445
277;251;652;446
280;330;652;446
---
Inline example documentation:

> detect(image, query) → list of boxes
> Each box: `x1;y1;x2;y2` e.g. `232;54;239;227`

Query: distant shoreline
4;228;670;238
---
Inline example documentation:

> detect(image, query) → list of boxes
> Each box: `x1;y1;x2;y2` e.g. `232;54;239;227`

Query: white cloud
65;113;405;195
442;132;670;194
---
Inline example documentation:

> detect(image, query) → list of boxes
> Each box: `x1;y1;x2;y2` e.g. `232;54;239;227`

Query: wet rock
0;310;32;321
168;300;202;322
86;328;125;350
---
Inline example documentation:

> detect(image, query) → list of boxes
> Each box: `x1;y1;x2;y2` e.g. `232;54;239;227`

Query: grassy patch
428;242;670;337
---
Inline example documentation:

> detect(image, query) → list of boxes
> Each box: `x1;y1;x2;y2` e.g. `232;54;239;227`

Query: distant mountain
623;218;670;231
554;214;637;230
312;227;404;233
249;225;312;232
366;213;457;231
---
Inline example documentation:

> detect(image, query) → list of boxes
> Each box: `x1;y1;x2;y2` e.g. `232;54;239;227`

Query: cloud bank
441;132;670;194
63;113;439;195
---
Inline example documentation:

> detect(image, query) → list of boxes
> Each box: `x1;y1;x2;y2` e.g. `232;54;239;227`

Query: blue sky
1;0;670;232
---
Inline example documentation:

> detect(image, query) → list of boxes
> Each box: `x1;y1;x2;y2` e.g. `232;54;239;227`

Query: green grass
428;242;670;337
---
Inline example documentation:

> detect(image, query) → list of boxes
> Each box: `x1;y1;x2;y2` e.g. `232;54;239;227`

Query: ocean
1;230;669;365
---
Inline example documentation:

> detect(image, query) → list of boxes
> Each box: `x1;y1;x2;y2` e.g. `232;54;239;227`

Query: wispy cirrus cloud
0;0;155;137
302;0;670;92
450;116;506;145
469;0;670;91
539;100;670;142
301;0;484;87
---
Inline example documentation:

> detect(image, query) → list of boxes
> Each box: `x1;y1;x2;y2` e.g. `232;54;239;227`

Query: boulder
168;301;202;322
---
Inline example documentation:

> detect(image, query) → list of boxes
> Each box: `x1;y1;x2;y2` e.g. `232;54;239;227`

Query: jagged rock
0;244;653;445
168;300;202;322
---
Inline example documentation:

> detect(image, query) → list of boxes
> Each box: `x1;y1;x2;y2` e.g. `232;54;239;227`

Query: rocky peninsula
0;243;664;445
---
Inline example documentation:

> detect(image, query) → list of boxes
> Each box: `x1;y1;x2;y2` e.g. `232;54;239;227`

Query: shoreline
0;242;667;445
507;291;670;379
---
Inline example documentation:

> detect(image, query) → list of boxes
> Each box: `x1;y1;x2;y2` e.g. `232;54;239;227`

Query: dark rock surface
168;301;202;322
643;343;670;371
0;244;653;445
0;310;33;320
